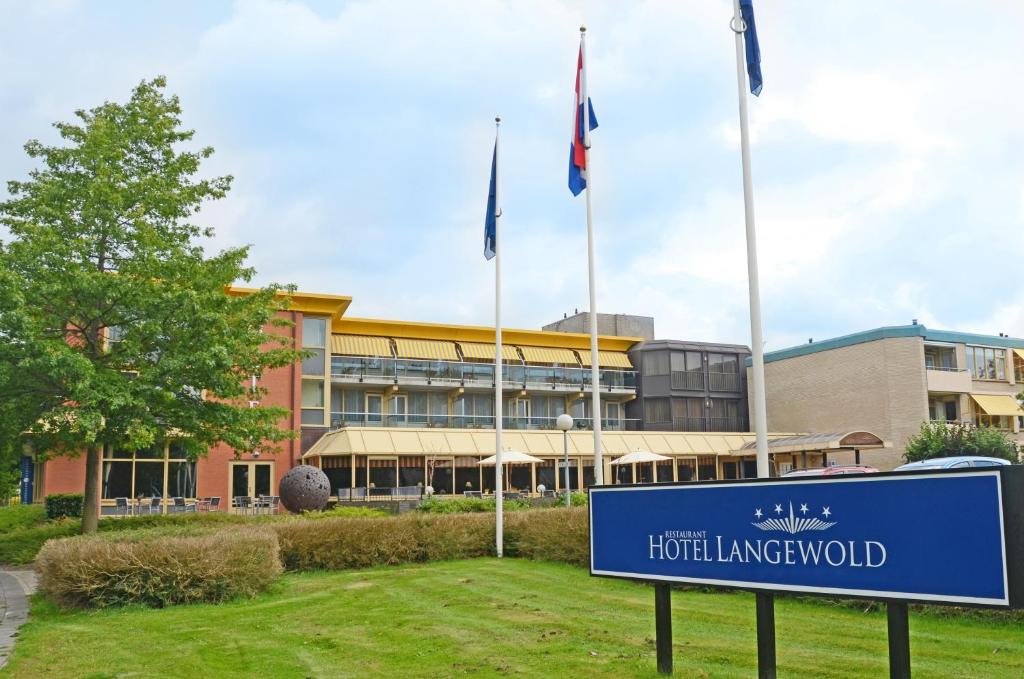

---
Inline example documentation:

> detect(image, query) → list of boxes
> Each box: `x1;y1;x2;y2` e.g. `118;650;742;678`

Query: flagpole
580;26;603;485
493;115;505;558
730;1;768;480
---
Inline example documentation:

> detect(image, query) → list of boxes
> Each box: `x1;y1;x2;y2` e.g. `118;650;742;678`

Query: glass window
708;353;737;373
967;347;977;377
302;317;327;348
643;352;670;376
644;398;671;423
669;352;685;372
302;348;326;376
302;380;324;408
134;462;165;498
686;351;702;371
167;461;197;498
996;352;1006;380
101;461;132;499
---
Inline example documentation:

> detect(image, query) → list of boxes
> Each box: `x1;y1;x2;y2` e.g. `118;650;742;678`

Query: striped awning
331;334;393;357
458;342;520;362
971;394;1024;417
577;350;633;369
519;346;580;365
393;338;459;361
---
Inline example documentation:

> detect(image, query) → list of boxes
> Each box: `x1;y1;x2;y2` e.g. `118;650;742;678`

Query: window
101;444;196;500
708;353;738;374
301;380;325;425
644;398;671;424
642;352;670;377
928;395;958;421
454;393;493;427
924;346;956;370
1015;353;1024;383
301;317;327;376
670;351;703;372
966;346;1006;381
978;414;1012;430
671;398;704;430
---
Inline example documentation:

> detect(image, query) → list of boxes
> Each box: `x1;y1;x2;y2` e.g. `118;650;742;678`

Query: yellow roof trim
1013;348;1024;362
393;338;459;361
458;342;520;362
970;393;1024;417
578;350;634;369
227;286;352;319
331;334;392;357
334;316;639;352
519;346;579;365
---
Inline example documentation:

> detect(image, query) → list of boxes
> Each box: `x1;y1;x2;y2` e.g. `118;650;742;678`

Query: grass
0;504;387;565
4;559;1023;678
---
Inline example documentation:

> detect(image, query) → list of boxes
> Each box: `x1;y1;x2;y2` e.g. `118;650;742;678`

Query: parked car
893;456;1011;471
782;464;879;477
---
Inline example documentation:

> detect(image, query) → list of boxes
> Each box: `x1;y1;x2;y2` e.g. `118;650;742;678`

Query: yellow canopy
331;334;392;357
519;346;579;365
971;394;1024;417
458;342;519;362
1013;348;1024;362
393;338;459;362
577;350;633;369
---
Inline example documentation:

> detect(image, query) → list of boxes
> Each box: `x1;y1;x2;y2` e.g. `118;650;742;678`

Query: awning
393;338;460;361
458;342;520;362
577;350;633;369
518;346;579;365
971;394;1024;417
735;431;889;454
1013;348;1024;362
331;334;392;357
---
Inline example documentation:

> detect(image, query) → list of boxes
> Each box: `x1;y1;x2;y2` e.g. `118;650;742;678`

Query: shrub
904;421;1018;463
0;520;79;565
0;504;47;534
36;527;282;608
273;512;496;571
507;506;589;566
416;496;532;514
44;493;84;520
302;506;388;519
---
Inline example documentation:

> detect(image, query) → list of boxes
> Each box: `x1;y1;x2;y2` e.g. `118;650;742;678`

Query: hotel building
22;289;887;509
754;324;1024;470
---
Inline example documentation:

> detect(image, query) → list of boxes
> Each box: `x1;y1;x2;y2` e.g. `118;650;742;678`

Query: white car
893;456;1011;471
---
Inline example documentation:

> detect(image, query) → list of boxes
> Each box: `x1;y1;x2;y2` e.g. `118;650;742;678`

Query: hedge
36;527;282;608
44;493;84;520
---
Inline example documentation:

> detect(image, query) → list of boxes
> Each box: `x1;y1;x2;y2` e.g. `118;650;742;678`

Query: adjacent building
754;324;1024;470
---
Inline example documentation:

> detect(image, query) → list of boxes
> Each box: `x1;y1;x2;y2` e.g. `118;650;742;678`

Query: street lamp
556;413;574;508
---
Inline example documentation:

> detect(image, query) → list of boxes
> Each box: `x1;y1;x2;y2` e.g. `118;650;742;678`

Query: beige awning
331;334;392;357
1013;348;1024;362
735;431;889;454
458;342;520;362
971;394;1024;417
393;338;459;361
519;346;579;365
577;350;633;369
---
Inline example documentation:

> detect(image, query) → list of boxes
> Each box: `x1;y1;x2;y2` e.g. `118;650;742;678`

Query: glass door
366;393;383;425
230;462;274;501
387;394;408;427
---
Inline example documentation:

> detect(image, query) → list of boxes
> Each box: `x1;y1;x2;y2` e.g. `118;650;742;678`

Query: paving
0;568;35;670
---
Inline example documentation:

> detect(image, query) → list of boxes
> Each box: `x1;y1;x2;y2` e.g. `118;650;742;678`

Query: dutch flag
568;43;598;197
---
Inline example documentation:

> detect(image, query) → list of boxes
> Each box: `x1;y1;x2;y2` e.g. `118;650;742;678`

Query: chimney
808;338;813;344
912;319;918;325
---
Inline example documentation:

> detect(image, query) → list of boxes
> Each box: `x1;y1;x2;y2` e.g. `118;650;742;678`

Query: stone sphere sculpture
279;464;331;513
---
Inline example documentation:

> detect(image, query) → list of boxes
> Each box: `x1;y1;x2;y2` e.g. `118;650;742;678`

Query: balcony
330;355;637;393
925;367;971;393
708;372;742;392
329;411;639;431
670;371;704;391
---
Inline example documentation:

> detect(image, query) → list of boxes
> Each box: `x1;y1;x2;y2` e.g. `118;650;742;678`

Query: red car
782;464;878;478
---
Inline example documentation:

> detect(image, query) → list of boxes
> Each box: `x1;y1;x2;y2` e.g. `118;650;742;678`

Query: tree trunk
82;445;101;534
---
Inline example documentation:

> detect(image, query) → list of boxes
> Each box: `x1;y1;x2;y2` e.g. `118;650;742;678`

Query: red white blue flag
568;43;598;196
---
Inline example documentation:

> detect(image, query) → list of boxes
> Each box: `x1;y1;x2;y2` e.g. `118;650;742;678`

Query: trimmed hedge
44;494;84;520
416;496;532;514
507;506;588;566
36;527;282;608
0;504;47;534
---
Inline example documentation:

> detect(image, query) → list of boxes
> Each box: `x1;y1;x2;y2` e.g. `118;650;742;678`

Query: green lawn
4;559;1023;678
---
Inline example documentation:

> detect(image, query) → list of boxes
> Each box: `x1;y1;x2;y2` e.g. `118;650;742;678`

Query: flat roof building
752;324;1024;470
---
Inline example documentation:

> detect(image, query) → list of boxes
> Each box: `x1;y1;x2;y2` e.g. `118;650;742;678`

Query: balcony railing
670;371;704;391
331;355;637;391
649;416;747;432
708;372;742;392
925;365;963;373
329;411;639;431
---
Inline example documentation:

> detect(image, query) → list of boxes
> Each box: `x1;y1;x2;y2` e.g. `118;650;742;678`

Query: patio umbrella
478;450;544;493
611;450;670;484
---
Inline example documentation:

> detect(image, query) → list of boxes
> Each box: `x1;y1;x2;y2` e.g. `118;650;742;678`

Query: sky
1;0;1023;352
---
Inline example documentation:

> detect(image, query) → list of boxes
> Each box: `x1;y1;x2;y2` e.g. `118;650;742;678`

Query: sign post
590;467;1024;675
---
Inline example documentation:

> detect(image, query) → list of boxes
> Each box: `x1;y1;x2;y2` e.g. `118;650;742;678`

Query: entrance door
231;462;274;499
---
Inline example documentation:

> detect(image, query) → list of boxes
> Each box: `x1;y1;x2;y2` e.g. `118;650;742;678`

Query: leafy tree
903;421;1018;463
0;77;302;532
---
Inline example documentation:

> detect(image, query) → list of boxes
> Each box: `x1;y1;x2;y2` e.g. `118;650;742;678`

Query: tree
0;77;303;532
903;421;1018;463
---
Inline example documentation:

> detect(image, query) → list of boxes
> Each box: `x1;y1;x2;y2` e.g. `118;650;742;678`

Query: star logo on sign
754;508;763;519
774;504;783;515
800;503;809;514
822;506;832;518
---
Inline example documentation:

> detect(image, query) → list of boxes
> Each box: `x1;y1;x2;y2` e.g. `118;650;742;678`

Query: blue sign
590;471;1012;607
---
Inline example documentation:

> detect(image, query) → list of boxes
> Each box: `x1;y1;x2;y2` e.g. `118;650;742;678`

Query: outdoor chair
233;496;251;514
266;496;280;514
208;496;221;512
463;490;482;498
138;497;161;515
172;497;195;513
114;497;130;517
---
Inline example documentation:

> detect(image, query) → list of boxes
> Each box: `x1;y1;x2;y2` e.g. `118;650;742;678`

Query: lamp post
556;414;574;508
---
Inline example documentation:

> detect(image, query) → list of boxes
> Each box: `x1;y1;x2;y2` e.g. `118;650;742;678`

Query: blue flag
739;0;763;96
484;142;497;260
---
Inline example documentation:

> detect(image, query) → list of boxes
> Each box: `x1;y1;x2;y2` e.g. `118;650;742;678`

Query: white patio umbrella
611;450;671;484
478;450;544;493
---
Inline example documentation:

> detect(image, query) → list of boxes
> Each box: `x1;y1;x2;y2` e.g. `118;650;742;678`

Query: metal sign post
589;467;1024;675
